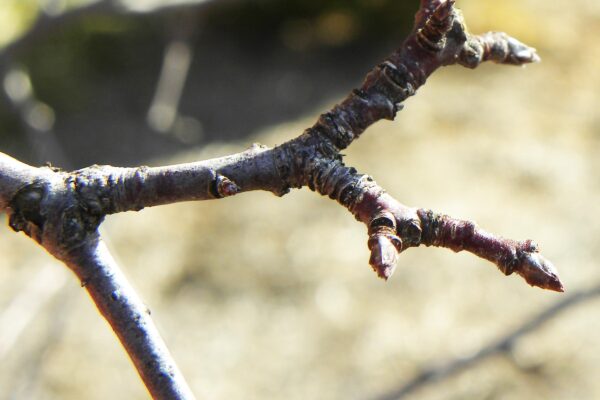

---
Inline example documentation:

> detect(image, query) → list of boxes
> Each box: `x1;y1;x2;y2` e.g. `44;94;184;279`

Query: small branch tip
506;37;541;65
516;251;564;292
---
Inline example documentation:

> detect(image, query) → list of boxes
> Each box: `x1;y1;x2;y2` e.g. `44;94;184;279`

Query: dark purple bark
0;1;563;399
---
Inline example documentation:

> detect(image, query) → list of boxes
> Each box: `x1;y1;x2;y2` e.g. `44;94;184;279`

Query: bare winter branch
0;152;45;210
272;0;555;288
0;152;195;399
0;0;563;397
417;209;563;292
459;32;541;68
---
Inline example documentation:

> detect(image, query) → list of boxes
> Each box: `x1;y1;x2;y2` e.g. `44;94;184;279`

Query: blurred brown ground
1;0;600;399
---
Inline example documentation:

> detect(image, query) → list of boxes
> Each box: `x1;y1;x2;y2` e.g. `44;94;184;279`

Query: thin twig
370;282;600;400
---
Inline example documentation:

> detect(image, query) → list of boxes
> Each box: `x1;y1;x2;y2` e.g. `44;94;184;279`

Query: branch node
212;174;239;198
459;40;484;69
416;0;455;52
398;218;424;246
8;180;46;243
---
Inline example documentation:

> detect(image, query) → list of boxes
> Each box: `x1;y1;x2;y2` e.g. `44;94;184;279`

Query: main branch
0;1;563;398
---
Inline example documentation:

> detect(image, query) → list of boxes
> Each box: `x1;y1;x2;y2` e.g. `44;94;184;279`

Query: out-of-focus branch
0;263;68;360
147;12;199;140
1;65;69;166
371;282;600;400
147;40;194;134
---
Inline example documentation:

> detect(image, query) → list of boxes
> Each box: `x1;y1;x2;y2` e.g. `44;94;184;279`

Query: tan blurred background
1;0;600;399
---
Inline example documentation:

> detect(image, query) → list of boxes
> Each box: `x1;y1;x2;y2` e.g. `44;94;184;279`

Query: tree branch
1;151;196;399
64;240;196;400
0;152;43;210
0;1;563;398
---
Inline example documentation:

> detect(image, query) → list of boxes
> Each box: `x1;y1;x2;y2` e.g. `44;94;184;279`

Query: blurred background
1;0;599;399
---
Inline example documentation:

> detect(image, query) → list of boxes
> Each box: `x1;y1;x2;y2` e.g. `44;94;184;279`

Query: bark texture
0;1;563;398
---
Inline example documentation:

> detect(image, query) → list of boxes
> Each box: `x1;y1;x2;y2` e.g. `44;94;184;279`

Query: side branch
302;161;562;291
417;210;563;292
276;0;538;164
64;240;196;400
265;0;558;290
372;283;600;400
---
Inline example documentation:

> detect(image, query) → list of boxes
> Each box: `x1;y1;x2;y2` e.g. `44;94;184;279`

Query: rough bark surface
0;1;563;399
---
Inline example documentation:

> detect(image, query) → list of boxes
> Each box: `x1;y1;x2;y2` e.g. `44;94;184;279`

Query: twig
0;1;562;398
370;282;600;400
65;239;197;400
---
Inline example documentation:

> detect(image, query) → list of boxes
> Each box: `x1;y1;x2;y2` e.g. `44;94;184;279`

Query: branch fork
271;0;558;290
0;1;562;399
